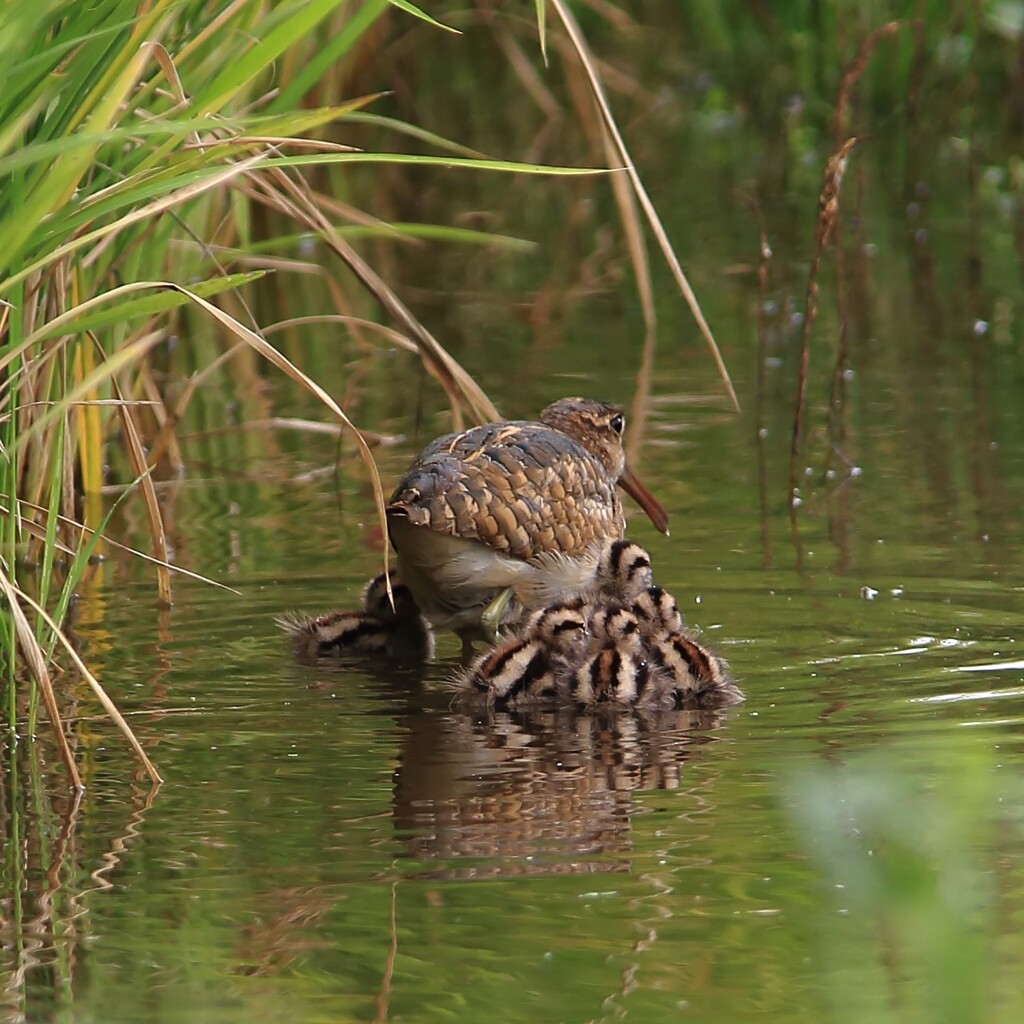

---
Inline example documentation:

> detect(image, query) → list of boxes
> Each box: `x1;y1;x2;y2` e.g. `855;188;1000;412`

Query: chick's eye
610;414;624;435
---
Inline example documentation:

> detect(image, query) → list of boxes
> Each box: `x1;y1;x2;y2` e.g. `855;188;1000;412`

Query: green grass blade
270;0;391;112
1;155;265;297
386;0;460;34
259;152;610;174
194;0;354;115
334;222;537;250
0;102;378;178
49;272;268;336
3;28;172;266
535;0;549;65
342;112;486;158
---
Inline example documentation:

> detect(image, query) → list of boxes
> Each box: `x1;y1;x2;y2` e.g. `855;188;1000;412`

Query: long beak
619;465;670;536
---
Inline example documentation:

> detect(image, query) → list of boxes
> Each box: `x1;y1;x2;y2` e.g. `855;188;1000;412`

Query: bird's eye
610;414;624;435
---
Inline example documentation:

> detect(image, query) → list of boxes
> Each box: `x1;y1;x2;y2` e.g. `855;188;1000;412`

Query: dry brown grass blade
8;513;77;559
625;323;656;467
94;335;172;606
602;121;655;332
833;21;907;143
156;279;395;585
7;328;168;458
548;0;740;413
148;341;246;467
185;135;361;155
149;43;196;153
0;569;82;791
137;361;185;474
248;169;483;425
325;244;498;425
263;314;419;352
12;499;241;594
302;190;418;236
16;398;159;412
240;164;500;425
11;582;162;784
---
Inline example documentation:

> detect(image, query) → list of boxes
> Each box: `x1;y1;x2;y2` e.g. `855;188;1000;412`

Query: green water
6;8;1024;1023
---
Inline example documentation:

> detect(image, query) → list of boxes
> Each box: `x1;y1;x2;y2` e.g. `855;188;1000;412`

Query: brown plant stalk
789;137;857;522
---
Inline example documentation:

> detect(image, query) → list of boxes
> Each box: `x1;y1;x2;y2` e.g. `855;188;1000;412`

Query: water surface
6;9;1024;1023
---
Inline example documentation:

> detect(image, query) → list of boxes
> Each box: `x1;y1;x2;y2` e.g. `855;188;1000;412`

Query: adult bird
386;397;669;649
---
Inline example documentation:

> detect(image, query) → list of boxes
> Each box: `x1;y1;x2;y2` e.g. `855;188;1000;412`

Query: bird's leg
479;586;514;642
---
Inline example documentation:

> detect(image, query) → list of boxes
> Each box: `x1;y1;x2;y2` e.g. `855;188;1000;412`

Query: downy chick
648;632;743;709
452;601;589;709
591;540;655;603
572;605;675;710
630;586;684;640
279;570;434;661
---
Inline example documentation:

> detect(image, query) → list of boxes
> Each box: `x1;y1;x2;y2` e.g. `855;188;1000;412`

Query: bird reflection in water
391;701;723;879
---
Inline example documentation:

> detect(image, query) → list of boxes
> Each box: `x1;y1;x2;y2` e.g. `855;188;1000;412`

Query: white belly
389;518;602;634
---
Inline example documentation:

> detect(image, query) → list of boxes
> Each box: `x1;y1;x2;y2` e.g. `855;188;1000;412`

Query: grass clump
1;0;391;786
0;0;579;786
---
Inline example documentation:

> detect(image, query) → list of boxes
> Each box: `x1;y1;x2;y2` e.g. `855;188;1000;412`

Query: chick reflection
392;705;721;879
